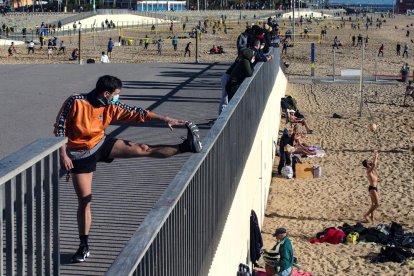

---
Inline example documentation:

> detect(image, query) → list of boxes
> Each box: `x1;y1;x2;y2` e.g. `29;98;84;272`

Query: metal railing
106;48;280;276
0;137;66;276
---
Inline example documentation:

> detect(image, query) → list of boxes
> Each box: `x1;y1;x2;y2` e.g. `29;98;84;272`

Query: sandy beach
261;13;414;276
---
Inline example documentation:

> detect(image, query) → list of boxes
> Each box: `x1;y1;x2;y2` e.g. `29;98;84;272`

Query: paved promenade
0;62;227;274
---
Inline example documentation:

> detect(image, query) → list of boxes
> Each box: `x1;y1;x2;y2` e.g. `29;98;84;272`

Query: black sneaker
71;244;90;263
181;121;202;153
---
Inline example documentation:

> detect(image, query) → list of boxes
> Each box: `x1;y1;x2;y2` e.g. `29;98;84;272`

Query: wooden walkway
0;62;227;275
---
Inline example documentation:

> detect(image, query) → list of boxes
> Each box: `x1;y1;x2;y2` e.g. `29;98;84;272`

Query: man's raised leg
109;140;180;158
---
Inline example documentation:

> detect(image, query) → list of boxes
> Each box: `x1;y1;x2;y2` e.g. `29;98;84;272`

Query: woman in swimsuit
293;132;316;156
362;149;379;223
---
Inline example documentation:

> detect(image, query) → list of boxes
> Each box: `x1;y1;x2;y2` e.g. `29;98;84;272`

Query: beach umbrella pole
78;28;82;65
359;40;365;117
332;48;336;82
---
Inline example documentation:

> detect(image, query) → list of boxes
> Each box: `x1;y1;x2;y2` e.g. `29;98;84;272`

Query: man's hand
165;116;186;131
60;154;73;171
374;149;379;158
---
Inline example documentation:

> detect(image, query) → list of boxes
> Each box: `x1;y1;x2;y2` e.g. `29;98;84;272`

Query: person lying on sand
362;149;379;223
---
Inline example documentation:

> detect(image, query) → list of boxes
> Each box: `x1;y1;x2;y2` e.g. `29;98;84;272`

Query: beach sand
261;14;414;276
61;14;168;29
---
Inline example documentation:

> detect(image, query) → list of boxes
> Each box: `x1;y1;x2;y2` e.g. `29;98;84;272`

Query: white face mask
260;45;264;50
110;94;120;104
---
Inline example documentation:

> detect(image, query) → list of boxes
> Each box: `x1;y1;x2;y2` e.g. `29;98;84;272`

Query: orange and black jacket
54;90;153;151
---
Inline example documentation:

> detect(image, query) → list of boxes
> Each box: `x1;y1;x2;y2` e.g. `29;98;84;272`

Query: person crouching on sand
362;149;379;223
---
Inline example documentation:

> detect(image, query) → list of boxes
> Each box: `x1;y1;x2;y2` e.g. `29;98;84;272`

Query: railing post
35;161;44;276
52;151;60;276
44;155;52;275
16;173;25;276
0;185;4;276
332;48;336;82
5;179;15;276
27;167;35;276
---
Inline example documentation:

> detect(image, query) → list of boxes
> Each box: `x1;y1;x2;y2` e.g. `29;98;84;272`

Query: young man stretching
54;75;202;262
362;149;379;223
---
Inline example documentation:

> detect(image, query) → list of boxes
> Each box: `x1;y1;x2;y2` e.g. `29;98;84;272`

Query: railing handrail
0;137;67;185
105;51;272;276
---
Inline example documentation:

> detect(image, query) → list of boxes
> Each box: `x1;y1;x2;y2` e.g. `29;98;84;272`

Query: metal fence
106;48;280;276
0;137;66;276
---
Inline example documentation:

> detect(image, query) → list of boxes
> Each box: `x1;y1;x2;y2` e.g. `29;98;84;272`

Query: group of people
219;22;275;114
209;44;225;54
7;38;66;59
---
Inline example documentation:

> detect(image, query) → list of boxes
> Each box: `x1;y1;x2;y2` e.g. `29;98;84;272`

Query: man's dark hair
362;160;368;168
96;75;122;94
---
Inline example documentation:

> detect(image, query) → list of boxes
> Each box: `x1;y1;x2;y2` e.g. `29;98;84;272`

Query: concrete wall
208;68;288;275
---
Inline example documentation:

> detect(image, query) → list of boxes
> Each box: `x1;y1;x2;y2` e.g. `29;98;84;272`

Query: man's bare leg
71;172;93;262
364;190;379;222
72;172;93;236
109;139;180;159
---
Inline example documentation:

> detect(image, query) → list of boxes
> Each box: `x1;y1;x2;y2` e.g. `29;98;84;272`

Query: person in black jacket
251;38;272;65
219;56;239;114
278;128;295;175
226;48;255;101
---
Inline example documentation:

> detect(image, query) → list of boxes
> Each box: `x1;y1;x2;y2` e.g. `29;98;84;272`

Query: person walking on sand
403;43;409;58
396;43;401;56
47;39;53;60
403;81;414;106
184;41;192;57
378;44;384;57
107;38;114;58
7;42;17;58
143;35;149;50
362;149;379;223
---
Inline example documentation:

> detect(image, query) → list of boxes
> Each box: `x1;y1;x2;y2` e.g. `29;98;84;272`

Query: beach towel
310;228;346;244
305;149;325;158
292;269;313;276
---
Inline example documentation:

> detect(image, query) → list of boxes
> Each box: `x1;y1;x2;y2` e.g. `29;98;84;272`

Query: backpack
86;58;95;64
346;232;359;245
389;222;404;237
237;33;248;52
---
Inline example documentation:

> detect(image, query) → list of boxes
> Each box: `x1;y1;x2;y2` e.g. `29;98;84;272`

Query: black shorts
107;48;112;53
368;186;378;192
71;137;118;174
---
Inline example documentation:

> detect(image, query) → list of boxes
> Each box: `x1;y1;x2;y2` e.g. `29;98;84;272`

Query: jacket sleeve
278;240;293;272
110;102;154;123
54;95;77;137
244;60;253;78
